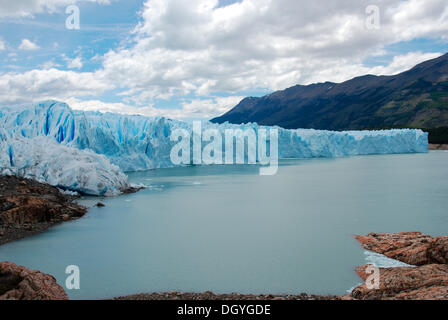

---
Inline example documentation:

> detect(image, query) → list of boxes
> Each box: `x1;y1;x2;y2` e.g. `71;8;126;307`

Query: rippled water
1;152;447;299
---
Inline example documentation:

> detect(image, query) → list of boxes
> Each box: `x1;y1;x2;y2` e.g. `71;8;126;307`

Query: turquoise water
1;152;448;299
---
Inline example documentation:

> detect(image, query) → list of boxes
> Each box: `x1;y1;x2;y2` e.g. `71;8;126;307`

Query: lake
1;151;447;299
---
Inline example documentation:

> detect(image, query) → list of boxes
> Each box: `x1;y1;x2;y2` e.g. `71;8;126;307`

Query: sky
0;0;447;121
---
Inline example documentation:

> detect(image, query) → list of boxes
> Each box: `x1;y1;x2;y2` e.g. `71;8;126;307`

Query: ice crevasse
0;101;428;196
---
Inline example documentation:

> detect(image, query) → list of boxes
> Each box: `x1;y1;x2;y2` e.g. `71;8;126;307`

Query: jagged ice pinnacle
0;101;428;195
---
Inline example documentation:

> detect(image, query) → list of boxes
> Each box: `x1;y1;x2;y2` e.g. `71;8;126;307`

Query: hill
211;53;448;142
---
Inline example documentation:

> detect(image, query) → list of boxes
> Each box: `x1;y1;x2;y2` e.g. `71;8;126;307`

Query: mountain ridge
211;53;448;132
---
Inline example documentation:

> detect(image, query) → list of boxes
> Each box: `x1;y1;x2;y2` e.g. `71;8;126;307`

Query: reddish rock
429;144;448;150
355;232;448;266
114;292;339;300
349;232;448;300
0;175;87;245
347;264;448;300
0;262;68;300
428;237;448;264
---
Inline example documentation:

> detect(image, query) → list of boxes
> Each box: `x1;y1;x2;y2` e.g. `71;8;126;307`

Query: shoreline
113;292;339;300
429;144;448;150
2;228;447;300
1;173;447;300
113;232;448;301
0;176;87;246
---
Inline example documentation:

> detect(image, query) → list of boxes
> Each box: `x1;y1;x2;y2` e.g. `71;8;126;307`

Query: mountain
211;53;448;132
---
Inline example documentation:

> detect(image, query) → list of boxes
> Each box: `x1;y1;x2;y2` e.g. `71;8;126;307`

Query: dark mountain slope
211;53;448;131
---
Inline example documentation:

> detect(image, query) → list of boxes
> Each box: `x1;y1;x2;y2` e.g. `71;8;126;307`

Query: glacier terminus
0;101;428;196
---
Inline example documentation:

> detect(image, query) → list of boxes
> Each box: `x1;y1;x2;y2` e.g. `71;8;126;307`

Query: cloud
65;97;147;115
367;51;443;75
62;55;83;69
298;51;444;85
18;39;39;50
39;60;62;69
100;0;448;106
0;0;447;119
0;39;5;51
0;0;112;18
66;95;245;120
179;96;246;119
0;68;111;104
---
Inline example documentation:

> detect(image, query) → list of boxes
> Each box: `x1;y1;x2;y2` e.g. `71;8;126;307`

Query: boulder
349;264;448;300
355;232;448;266
0;262;68;300
0;175;86;245
349;232;448;300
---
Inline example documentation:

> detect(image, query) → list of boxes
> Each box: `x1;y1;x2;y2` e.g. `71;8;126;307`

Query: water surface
1;152;447;299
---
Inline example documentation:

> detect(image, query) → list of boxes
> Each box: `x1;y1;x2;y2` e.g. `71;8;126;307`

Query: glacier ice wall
0;136;130;196
0;101;428;195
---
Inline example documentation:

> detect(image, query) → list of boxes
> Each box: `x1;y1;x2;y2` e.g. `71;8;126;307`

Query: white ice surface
0;101;429;195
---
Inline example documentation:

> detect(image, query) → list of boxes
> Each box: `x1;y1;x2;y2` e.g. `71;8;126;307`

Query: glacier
0;101;428;195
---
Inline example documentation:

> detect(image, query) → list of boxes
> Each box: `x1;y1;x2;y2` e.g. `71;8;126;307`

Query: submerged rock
0;262;68;300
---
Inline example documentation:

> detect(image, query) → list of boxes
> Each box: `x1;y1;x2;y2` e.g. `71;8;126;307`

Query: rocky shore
114;292;339;300
0;261;68;300
115;232;448;301
1;231;447;300
429;144;448;150
345;232;448;300
0;175;87;245
1;181;447;301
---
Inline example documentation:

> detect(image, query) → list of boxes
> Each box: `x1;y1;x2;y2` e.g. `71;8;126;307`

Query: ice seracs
0;136;130;196
0;100;428;195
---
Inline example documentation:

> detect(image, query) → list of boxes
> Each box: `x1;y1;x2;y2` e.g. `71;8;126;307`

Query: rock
96;202;105;208
349;232;448;300
0;176;87;245
0;262;68;300
429;144;448;150
347;264;448;300
122;185;145;194
355;232;448;266
428;237;448;264
114;292;339;300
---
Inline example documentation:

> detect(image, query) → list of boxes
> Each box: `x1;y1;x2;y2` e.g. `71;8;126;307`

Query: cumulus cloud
0;0;447;119
66;95;244;120
39;60;62;69
100;0;448;106
367;51;444;75
0;68;110;104
63;55;83;69
298;51;444;85
65;98;146;115
178;96;246;119
0;0;112;17
18;39;39;50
